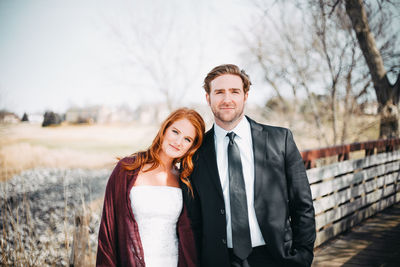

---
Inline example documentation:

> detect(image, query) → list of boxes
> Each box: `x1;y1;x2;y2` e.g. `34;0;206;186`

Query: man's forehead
210;74;243;90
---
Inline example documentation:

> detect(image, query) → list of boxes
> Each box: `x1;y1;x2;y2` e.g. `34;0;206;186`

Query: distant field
0;111;380;181
0;122;159;181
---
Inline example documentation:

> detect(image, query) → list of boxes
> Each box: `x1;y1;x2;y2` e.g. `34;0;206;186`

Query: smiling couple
96;64;316;267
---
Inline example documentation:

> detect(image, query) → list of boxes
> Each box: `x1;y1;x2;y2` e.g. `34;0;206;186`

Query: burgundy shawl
96;157;198;267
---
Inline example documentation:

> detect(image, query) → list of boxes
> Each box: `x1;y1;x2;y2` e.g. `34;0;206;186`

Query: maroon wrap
96;157;198;267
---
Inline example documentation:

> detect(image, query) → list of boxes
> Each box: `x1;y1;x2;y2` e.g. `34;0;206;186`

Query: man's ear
206;93;211;106
244;92;248;102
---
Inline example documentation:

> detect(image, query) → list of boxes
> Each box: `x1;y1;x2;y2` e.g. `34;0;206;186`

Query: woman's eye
172;129;178;134
185;138;192;143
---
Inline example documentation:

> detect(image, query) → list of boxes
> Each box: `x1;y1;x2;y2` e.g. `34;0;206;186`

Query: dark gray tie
227;132;252;260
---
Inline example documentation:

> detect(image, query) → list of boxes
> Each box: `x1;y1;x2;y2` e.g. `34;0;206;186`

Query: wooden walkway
313;202;400;266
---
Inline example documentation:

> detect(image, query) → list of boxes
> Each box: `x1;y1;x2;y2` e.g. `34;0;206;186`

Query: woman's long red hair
121;108;205;195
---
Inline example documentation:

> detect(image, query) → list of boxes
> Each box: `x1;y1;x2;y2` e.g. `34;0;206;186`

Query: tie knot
227;132;236;143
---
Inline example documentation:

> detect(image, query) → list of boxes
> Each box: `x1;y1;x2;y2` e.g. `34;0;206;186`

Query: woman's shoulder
107;156;139;188
118;155;137;166
109;156;138;178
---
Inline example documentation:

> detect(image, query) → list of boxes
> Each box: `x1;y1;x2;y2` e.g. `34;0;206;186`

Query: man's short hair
203;64;251;94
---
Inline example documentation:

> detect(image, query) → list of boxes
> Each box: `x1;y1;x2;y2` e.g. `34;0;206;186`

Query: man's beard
212;105;245;124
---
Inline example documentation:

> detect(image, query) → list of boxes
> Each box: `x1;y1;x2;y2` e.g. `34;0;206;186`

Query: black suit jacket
186;117;316;267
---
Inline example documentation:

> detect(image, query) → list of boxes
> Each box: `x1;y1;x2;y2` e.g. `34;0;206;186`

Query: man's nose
223;93;233;102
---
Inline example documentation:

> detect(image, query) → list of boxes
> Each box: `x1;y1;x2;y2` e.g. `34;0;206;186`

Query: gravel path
0;167;111;266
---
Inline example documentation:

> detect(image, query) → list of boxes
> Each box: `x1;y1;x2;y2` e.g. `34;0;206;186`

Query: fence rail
301;138;400;169
304;147;400;247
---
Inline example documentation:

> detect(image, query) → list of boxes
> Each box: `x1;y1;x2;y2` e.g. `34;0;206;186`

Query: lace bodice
130;186;182;267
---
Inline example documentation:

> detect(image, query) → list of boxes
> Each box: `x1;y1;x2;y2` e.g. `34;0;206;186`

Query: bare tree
103;1;205;112
241;1;373;145
241;1;329;145
309;0;379;144
344;0;400;138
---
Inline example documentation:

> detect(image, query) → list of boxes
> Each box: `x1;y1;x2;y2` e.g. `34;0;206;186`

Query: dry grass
1;184;100;266
0;122;158;181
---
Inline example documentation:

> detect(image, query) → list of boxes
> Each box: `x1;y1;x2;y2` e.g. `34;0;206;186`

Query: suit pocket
284;219;293;241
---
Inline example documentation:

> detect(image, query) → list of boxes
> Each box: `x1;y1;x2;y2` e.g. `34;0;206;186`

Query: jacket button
222;238;227;244
220;209;225;215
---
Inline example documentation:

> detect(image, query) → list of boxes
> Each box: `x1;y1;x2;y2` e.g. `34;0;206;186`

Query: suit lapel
202;127;224;201
247;117;268;202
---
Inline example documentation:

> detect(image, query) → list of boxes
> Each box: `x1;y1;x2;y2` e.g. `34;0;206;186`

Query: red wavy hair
121;108;205;195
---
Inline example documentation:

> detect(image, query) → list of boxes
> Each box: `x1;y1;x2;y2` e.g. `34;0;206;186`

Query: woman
96;108;205;267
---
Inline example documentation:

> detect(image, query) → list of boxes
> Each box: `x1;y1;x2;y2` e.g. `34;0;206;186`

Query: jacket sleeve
96;163;120;267
285;129;316;267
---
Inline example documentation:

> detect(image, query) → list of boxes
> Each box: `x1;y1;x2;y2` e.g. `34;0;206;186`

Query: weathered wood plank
314;192;400;247
313;172;398;214
315;184;397;229
307;151;400;184
310;161;399;199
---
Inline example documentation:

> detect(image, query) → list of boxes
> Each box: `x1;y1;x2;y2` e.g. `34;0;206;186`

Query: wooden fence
301;138;400;247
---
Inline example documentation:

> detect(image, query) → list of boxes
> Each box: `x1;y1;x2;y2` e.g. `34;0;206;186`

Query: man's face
206;74;248;130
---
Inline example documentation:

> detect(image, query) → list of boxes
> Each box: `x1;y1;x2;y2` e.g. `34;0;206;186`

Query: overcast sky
0;0;272;116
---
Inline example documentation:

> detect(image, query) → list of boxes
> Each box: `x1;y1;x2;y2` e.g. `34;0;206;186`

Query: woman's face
161;118;197;159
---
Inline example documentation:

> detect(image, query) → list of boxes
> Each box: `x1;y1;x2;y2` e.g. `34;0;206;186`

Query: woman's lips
169;144;180;151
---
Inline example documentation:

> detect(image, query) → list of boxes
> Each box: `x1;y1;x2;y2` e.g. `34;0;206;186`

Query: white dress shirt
214;117;266;248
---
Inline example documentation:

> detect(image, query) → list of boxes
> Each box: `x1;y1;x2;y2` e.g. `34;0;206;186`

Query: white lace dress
130;186;183;267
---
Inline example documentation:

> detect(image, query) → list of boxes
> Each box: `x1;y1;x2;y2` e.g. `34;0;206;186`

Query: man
187;64;316;267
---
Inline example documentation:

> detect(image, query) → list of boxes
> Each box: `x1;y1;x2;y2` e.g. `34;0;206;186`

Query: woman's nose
175;136;184;147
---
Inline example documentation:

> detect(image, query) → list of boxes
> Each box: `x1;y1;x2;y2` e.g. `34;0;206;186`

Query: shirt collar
214;116;250;141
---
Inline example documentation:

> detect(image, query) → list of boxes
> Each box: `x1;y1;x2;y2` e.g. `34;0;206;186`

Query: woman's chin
165;150;184;159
